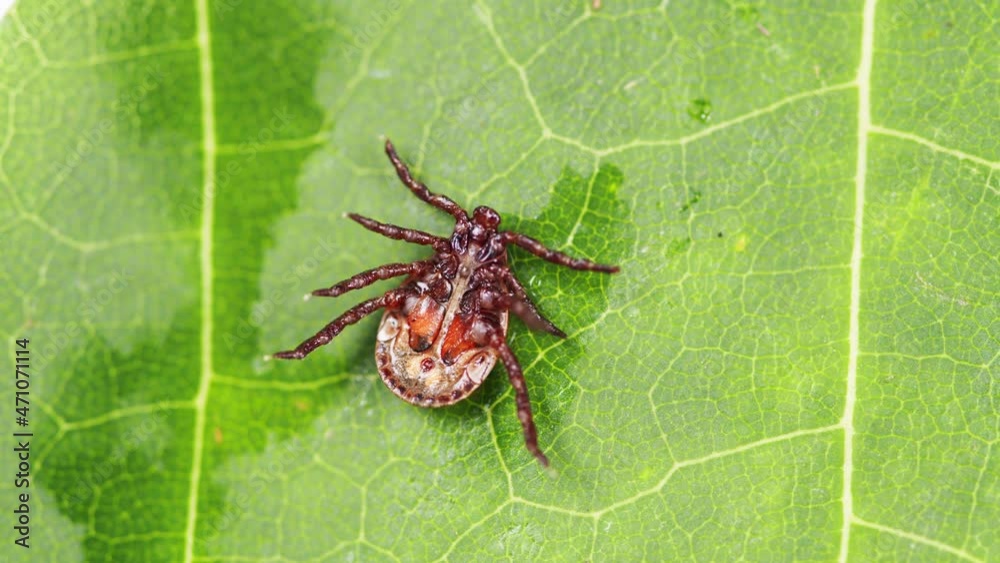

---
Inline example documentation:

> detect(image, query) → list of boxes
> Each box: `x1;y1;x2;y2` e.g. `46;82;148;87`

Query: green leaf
2;0;996;561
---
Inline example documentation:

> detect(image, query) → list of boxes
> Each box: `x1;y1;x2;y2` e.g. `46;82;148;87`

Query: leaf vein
840;0;877;559
870;125;999;169
183;0;218;559
852;517;984;563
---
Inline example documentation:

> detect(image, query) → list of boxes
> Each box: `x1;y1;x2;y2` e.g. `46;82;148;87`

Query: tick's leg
311;260;434;297
493;337;550;467
384;139;468;222
502;231;619;273
499;268;566;338
272;290;407;360
349;213;449;252
468;266;564;338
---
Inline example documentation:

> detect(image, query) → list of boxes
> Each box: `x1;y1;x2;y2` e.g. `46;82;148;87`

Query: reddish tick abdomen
375;254;509;407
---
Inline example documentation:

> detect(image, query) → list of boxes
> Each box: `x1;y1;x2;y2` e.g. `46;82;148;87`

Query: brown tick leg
273;290;408;360
311;260;434;298
384;139;468;222
495;267;566;338
501;231;620;273
348;213;449;252
493;337;550;467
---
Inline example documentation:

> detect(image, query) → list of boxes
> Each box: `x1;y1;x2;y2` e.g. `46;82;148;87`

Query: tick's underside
273;139;619;466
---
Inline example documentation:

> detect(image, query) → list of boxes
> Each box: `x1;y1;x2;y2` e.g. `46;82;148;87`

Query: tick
272;139;619;466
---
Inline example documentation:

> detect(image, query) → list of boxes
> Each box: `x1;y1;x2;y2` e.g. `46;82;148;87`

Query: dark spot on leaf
736;5;760;22
680;190;702;213
687;98;712;123
664;237;692;259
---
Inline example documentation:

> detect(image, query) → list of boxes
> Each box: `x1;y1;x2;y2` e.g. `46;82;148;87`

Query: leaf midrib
838;0;877;559
183;0;218;560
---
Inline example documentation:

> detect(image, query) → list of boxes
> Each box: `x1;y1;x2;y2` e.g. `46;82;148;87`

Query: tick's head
473;206;501;229
470;206;501;242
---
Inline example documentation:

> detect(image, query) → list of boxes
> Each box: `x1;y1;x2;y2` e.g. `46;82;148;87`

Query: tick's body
376;249;509;407
273;139;619;466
